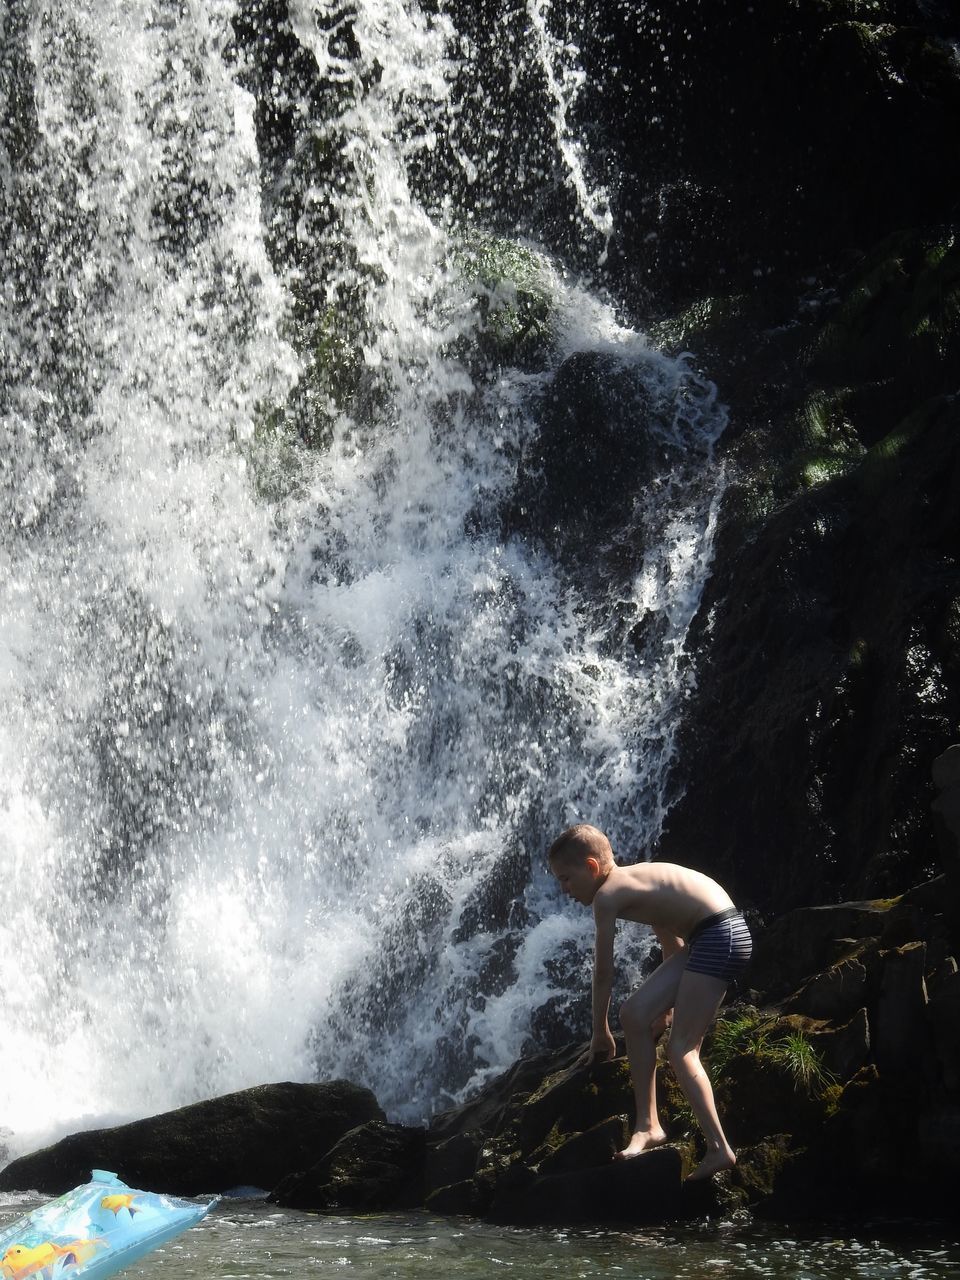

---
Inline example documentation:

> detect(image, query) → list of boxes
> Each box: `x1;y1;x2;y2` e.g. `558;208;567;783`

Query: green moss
452;230;557;366
855;393;953;498
848;637;868;667
308;304;363;410
812;231;960;386
728;472;779;528
647;291;771;356
774;388;866;492
243;399;310;503
799;453;854;489
241;296;370;494
800;390;861;452
822;1081;845;1117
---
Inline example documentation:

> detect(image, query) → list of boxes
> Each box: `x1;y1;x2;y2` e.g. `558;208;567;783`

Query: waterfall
0;0;725;1160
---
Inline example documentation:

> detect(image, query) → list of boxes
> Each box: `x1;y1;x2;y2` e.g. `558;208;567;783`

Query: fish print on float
0;1172;215;1280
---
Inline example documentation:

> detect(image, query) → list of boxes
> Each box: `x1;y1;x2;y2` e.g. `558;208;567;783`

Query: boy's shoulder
607;861;656;887
595;862;654;907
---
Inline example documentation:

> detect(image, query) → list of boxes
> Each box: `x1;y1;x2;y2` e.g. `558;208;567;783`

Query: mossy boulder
515;1057;634;1152
269;1120;426;1212
535;1115;630;1176
453;232;557;370
713;1040;834;1150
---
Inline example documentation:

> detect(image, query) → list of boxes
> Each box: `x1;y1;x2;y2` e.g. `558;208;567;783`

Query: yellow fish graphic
99;1193;141;1218
1;1239;106;1280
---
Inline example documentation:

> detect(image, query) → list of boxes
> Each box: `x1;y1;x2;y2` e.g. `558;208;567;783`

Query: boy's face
550;854;602;905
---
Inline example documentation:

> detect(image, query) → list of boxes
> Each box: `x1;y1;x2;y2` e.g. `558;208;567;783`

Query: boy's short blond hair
547;823;615;870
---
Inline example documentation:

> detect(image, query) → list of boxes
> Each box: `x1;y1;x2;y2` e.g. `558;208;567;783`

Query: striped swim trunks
685;907;752;982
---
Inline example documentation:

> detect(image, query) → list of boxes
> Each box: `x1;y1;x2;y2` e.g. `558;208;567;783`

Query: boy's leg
666;969;735;1179
615;950;687;1159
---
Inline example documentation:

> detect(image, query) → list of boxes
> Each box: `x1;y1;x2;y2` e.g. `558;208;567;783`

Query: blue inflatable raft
0;1171;217;1280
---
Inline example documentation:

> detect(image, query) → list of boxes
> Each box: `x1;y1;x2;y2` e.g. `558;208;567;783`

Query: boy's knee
665;1033;697;1070
619;997;656;1033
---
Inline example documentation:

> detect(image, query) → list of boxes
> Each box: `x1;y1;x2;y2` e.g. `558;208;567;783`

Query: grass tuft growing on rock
707;1008;834;1097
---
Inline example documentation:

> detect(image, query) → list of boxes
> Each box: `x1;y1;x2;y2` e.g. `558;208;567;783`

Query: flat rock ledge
2;866;959;1226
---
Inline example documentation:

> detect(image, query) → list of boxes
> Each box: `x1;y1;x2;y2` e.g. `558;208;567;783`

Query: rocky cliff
232;0;960;916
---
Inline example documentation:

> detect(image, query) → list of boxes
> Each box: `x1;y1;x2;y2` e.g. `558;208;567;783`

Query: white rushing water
0;0;725;1159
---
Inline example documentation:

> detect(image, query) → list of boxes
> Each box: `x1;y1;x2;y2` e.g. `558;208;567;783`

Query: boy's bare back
593;861;735;942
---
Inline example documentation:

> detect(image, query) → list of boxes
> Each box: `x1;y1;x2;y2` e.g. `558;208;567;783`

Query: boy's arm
583;899;618;1063
654;926;685;960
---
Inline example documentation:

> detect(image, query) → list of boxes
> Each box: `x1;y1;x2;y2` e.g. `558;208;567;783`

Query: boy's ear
586;856;601;877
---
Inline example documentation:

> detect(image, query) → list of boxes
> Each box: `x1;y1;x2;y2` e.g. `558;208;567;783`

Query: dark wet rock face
270;1121;427;1212
0;1082;383;1197
506;351;666;560
585;1;960;310
660;286;960;912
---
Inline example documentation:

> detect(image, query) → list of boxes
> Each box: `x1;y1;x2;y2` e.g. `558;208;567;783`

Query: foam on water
1;0;725;1155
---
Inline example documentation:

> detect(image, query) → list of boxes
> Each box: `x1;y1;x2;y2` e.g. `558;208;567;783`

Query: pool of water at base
2;1195;958;1280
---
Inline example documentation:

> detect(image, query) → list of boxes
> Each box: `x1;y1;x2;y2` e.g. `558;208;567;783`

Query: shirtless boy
548;823;752;1180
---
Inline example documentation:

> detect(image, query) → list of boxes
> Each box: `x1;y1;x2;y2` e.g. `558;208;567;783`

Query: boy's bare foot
613;1129;669;1160
686;1145;736;1181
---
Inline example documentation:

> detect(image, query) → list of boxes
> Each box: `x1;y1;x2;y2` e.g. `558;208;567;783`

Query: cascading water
0;0;726;1160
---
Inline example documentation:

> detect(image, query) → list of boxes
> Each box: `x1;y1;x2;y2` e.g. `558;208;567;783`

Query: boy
548;823;752;1180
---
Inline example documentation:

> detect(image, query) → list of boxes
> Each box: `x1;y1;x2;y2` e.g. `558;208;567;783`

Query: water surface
4;1197;958;1280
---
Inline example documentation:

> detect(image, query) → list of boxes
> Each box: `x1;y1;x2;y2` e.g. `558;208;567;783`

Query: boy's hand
580;1028;617;1065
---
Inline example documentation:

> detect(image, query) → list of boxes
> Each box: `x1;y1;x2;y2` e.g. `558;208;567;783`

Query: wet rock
425;1131;482;1192
727;1135;793;1203
425;1176;489;1217
535;1115;630;1175
662;379;960;914
759;1062;958;1220
777;1009;871;1083
515;1056;634;1153
506;350;678;566
874;941;931;1080
0;1081;384;1197
748;901;891;1001
783;949;877;1022
932;744;960;938
933;744;960;792
427;1042;583;1148
928;967;960;1090
916;1101;960;1179
487;1146;689;1227
715;1043;832;1151
269;1120;426;1213
451;842;531;944
418;877;957;1226
330;873;452;1039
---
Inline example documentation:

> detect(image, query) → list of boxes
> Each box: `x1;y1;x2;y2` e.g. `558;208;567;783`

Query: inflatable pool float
0;1170;217;1280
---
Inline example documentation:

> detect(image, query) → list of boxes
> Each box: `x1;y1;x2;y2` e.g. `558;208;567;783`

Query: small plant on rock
707;1008;834;1098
